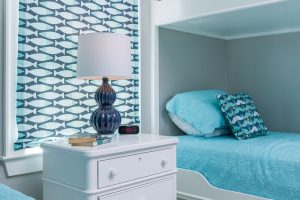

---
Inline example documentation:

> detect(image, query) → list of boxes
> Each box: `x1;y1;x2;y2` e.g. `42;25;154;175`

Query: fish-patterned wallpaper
15;0;139;150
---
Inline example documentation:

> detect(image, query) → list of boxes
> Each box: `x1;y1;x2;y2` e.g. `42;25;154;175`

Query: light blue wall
159;28;228;136
228;32;300;133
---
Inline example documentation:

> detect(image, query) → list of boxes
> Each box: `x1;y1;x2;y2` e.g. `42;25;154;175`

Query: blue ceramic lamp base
90;77;121;144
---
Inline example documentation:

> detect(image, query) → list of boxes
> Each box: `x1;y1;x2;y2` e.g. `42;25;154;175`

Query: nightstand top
41;134;178;158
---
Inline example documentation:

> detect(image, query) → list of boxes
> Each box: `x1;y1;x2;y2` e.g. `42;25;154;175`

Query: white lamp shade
77;33;132;80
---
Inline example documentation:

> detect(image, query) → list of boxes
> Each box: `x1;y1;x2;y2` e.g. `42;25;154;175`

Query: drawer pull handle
161;159;168;167
109;170;117;179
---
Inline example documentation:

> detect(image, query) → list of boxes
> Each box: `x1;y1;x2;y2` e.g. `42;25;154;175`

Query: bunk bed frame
151;0;300;199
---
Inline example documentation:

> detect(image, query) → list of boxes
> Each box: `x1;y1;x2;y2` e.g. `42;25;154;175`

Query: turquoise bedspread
177;132;300;200
0;184;34;200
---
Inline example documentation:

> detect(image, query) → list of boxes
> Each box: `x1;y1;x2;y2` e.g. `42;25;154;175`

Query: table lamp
77;33;132;143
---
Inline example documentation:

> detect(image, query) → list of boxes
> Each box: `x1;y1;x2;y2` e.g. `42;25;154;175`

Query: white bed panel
177;169;270;200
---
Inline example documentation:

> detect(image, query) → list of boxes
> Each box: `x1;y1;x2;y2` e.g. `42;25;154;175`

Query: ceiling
162;0;300;40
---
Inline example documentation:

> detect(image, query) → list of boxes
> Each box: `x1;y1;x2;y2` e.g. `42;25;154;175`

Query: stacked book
68;136;97;147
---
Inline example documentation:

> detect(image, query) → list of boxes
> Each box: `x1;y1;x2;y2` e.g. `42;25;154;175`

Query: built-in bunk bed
152;0;300;199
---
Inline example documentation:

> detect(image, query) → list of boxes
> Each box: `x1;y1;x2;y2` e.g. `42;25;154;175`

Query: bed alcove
156;0;300;137
152;0;300;199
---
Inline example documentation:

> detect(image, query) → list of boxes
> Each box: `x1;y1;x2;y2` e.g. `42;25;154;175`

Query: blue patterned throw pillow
216;93;268;140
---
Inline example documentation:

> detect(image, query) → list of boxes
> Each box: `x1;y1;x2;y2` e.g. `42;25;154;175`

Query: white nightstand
41;134;178;200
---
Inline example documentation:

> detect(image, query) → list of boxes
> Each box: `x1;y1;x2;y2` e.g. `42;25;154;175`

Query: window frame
1;0;43;177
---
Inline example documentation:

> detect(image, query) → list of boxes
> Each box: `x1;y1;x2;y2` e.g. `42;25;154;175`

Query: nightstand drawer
98;178;175;200
98;148;174;188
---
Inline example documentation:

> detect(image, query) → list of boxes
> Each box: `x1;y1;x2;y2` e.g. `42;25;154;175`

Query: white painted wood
177;169;270;200
158;0;300;40
3;0;19;157
152;0;282;26
1;0;43;176
99;177;176;200
42;134;178;200
2;152;42;176
98;148;174;188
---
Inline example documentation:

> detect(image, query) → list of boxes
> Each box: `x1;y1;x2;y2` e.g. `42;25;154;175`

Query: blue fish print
67;121;89;128
67;6;90;15
40;47;65;55
38;107;65;115
54;69;75;77
39;122;66;130
79;99;97;106
17;76;37;84
104;7;122;15
16;0;139;151
25;68;52;77
40;31;65;40
25;37;54;46
38;92;64;100
55;11;79;20
81;2;101;10
66;92;89;100
17;108;37;116
54;99;77;107
112;15;133;23
25;99;52;108
66;106;89;114
55;26;78;35
79;113;92;120
18;59;37;68
25;115;52;123
55;40;76;49
26;21;54;31
67;21;88;29
81;16;101;24
54;85;77;92
91;11;111;19
79;85;98;93
19;44;38;52
60;0;80;6
25;84;52;92
40;1;66;10
17;92;37;100
19;27;38;37
19;11;38;21
39;77;65;85
27;6;54;15
66;78;86;85
93;0;111;6
28;131;55;138
53;114;78;121
55;128;80;136
38;62;63;70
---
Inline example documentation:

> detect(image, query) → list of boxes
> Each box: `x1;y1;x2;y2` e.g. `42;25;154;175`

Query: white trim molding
2;149;43;176
1;0;43;176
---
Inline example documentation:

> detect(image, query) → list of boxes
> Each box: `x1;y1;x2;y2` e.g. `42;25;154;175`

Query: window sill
1;148;43;176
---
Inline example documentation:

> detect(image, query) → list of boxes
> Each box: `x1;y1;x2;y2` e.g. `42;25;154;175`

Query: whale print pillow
216;93;268;140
